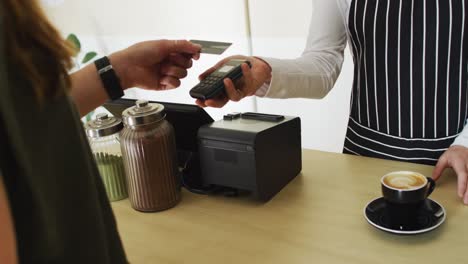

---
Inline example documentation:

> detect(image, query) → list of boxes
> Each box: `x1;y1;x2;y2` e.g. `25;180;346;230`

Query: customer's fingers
167;39;201;59
168;53;193;68
450;159;468;199
159;76;181;89
432;156;448;181
463;165;468;204
160;64;188;79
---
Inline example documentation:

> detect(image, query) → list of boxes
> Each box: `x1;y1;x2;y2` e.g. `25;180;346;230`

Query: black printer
198;112;302;201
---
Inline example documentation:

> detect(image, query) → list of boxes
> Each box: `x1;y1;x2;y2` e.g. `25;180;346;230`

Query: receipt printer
197;112;302;201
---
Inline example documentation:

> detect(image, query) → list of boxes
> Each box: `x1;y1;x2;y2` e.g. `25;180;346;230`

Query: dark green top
0;32;127;264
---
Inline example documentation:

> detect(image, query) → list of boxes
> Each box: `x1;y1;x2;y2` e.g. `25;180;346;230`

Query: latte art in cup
383;172;427;190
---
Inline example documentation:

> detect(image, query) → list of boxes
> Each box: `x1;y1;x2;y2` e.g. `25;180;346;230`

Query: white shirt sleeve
257;0;348;99
452;121;468;148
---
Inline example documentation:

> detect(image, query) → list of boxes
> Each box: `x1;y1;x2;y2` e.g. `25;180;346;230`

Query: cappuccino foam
383;173;426;190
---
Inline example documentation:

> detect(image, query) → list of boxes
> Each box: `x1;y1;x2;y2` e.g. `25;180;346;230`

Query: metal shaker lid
85;113;123;138
122;100;165;127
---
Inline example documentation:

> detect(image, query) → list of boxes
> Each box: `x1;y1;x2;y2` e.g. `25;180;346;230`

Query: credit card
190;39;232;55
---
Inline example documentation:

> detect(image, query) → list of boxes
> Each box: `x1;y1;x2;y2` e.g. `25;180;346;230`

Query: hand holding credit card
190;40;232;55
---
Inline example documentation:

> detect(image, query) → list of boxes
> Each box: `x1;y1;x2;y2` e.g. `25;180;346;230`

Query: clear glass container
85;113;128;201
120;100;180;212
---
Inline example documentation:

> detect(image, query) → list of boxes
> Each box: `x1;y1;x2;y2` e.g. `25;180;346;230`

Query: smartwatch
94;56;124;100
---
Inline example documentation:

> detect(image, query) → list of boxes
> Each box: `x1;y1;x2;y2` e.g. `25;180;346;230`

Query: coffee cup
381;171;436;228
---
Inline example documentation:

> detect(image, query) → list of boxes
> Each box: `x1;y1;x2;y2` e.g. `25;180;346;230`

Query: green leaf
66;34;81;56
85;111;94;122
82;52;98;64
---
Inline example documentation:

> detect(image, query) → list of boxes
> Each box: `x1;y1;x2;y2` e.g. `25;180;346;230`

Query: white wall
43;0;354;153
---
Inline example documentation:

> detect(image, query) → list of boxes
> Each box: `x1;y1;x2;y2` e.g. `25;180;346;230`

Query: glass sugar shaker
120;100;180;212
85;113;128;201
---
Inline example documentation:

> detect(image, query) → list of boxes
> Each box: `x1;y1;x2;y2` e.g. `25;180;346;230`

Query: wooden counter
112;149;468;263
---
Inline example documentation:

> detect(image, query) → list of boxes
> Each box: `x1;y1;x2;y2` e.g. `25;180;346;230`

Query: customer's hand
110;39;201;90
432;145;468;204
195;55;272;108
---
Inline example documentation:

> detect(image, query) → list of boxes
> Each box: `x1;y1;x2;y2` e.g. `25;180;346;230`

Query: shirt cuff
452;120;468;148
255;83;270;97
253;56;286;98
253;56;275;97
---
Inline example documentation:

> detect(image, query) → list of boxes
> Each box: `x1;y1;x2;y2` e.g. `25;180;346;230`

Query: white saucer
364;197;446;235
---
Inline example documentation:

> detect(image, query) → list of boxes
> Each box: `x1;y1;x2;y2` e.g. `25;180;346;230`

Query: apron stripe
397;0;402;137
349;0;362;122
387;1;400;136
412;1;425;138
343;146;360;156
385;0;391;134
345;119;447;165
422;0;427;137
363;0;370;128
458;0;466;131
446;0;453;137
344;138;440;165
434;0;440;138
399;0;413;138
348;117;458;144
410;0;415;138
373;0;381;131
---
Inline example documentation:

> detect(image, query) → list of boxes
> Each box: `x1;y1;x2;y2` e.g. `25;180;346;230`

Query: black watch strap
94;56;124;100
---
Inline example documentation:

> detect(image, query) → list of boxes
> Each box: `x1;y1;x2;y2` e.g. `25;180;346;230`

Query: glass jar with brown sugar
120;100;180;212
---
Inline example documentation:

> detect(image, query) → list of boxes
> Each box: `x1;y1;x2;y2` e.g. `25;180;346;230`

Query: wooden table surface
112;149;468;264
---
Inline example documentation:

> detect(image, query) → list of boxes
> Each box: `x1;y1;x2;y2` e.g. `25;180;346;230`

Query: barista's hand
432;145;468;204
195;55;272;108
110;39;201;90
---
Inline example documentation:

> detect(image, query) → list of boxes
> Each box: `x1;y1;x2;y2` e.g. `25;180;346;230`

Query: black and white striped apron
344;0;468;165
